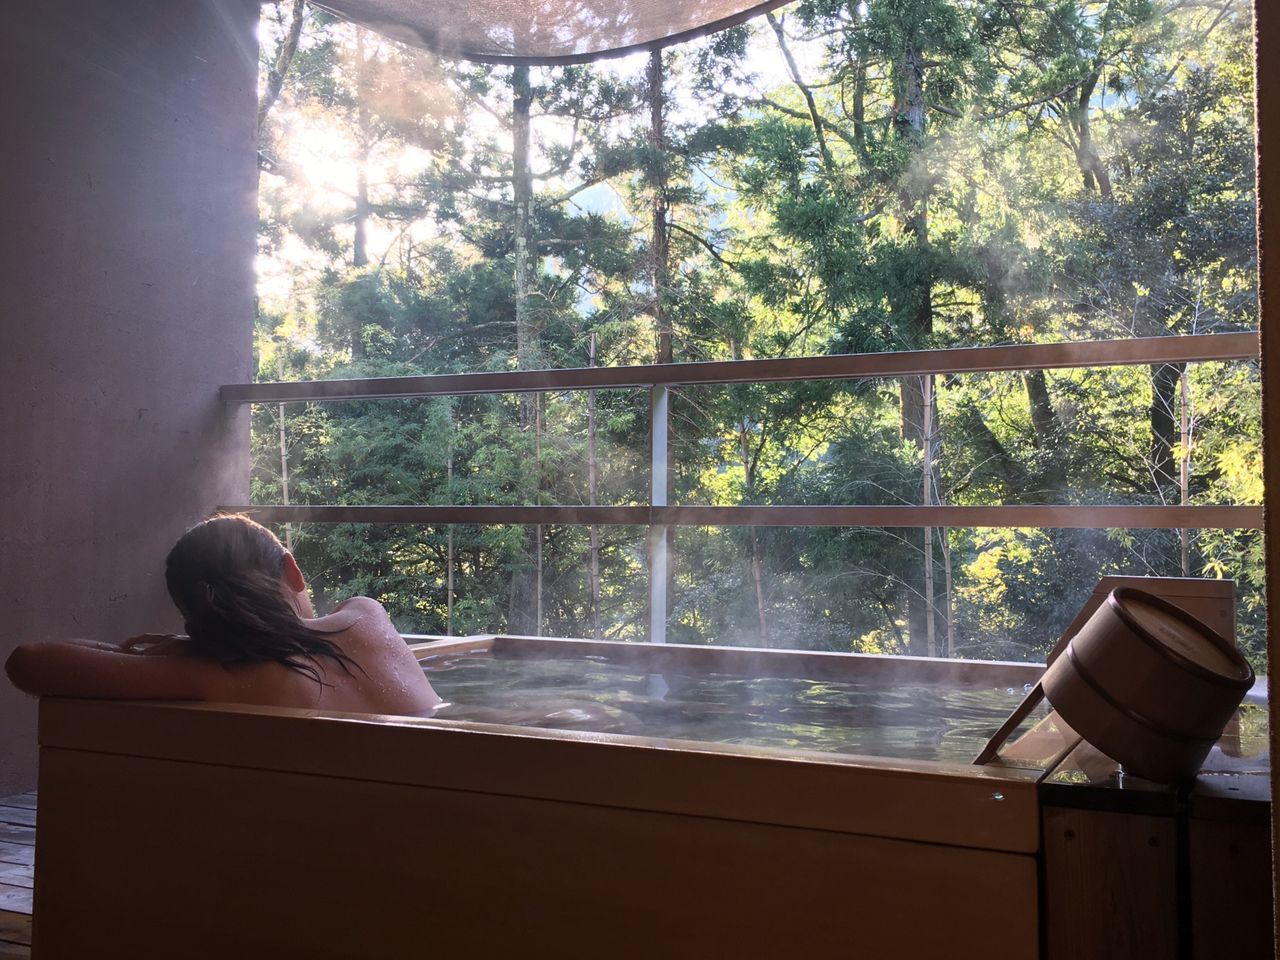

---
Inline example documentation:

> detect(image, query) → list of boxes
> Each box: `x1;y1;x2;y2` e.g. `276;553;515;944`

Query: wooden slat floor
0;794;34;960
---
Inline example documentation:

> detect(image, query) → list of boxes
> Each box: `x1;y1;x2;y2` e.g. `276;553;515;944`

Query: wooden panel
0;847;32;869
0;869;30;892
0;799;35;813
221;332;1258;403
0;830;31;849
0;869;29;894
0;812;34;831
33;748;1039;960
1190;771;1271;819
0;942;30;959
1042;806;1177;960
1040;742;1178;817
0;888;30;916
1189;816;1273;960
39;698;1040;853
0;911;31;946
1055;576;1236;651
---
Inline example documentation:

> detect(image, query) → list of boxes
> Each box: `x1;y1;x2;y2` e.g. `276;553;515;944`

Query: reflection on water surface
425;652;1048;764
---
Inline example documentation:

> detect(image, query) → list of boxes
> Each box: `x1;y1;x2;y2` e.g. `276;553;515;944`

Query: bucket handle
973;680;1045;765
973;596;1089;767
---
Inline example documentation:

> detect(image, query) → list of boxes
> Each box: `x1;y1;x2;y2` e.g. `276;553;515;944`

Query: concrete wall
0;0;259;794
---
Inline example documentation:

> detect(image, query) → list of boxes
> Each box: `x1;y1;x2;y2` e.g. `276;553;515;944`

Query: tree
249;0;1263;668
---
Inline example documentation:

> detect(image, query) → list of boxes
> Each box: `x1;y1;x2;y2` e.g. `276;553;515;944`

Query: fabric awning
310;0;790;64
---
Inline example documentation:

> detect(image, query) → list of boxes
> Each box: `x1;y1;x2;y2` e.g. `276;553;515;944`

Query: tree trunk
257;0;306;135
961;402;1024;491
1070;70;1113;198
513;65;536;374
588;332;601;638
535;393;544;636
1150;362;1182;497
1024;371;1059;449
508;64;540;634
1180;365;1192;575
923;374;936;657
446;430;454;635
943;529;955;659
750;532;768;644
354;161;369;270
894;39;933;658
350;29;371;360
647;51;671;365
277;355;293;553
927;377;954;659
741;419;768;646
1024;369;1065;498
895;41;927;141
852;63;868;161
647;52;676;634
767;12;834;172
730;338;767;644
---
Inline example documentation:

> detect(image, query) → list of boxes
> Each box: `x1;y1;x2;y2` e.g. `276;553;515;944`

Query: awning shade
310;0;790;65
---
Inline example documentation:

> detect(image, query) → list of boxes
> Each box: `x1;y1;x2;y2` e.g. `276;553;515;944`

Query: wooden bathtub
31;638;1047;959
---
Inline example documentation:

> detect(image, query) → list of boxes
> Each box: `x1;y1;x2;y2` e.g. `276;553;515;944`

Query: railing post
648;385;669;644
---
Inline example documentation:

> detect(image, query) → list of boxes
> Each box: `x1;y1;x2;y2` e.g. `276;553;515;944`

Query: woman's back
195;597;439;715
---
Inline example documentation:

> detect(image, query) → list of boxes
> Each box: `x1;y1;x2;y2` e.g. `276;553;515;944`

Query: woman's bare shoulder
310;596;391;629
311;597;403;650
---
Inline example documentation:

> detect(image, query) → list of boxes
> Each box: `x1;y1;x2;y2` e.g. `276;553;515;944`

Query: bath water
423;652;1048;764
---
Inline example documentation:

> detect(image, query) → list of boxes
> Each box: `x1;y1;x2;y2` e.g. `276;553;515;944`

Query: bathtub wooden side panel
39;699;1041;853
1042;807;1179;960
34;747;1039;960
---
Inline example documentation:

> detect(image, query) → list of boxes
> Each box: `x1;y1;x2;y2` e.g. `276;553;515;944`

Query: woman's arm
119;634;190;655
52;638;130;652
5;640;213;700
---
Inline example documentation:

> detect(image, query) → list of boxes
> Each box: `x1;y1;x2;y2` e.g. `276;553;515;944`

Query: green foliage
253;0;1263;667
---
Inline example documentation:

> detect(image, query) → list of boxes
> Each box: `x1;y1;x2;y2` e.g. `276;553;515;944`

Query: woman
5;515;442;715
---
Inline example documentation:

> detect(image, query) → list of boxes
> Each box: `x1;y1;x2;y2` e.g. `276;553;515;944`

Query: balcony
226;331;1262;649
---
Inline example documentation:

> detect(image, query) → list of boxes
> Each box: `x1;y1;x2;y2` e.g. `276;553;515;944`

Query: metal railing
223;332;1263;641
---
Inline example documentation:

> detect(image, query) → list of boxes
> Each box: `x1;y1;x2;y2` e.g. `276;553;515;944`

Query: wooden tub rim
408;633;1049;688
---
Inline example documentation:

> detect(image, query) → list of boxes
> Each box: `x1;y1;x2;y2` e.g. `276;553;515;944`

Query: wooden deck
0;794;34;960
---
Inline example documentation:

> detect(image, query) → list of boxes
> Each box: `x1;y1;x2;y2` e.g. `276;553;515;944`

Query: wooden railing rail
227;503;1263;530
225;332;1263;642
221;333;1258;404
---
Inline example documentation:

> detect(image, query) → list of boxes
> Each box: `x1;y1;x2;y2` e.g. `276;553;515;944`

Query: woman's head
165;514;354;682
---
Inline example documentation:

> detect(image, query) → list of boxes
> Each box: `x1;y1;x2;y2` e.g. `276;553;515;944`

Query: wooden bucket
1040;587;1254;782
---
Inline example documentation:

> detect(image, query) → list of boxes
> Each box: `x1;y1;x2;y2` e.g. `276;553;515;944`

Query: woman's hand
58;638;131;653
120;634;189;655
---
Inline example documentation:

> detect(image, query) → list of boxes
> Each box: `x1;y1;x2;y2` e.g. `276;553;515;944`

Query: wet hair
165;514;359;685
